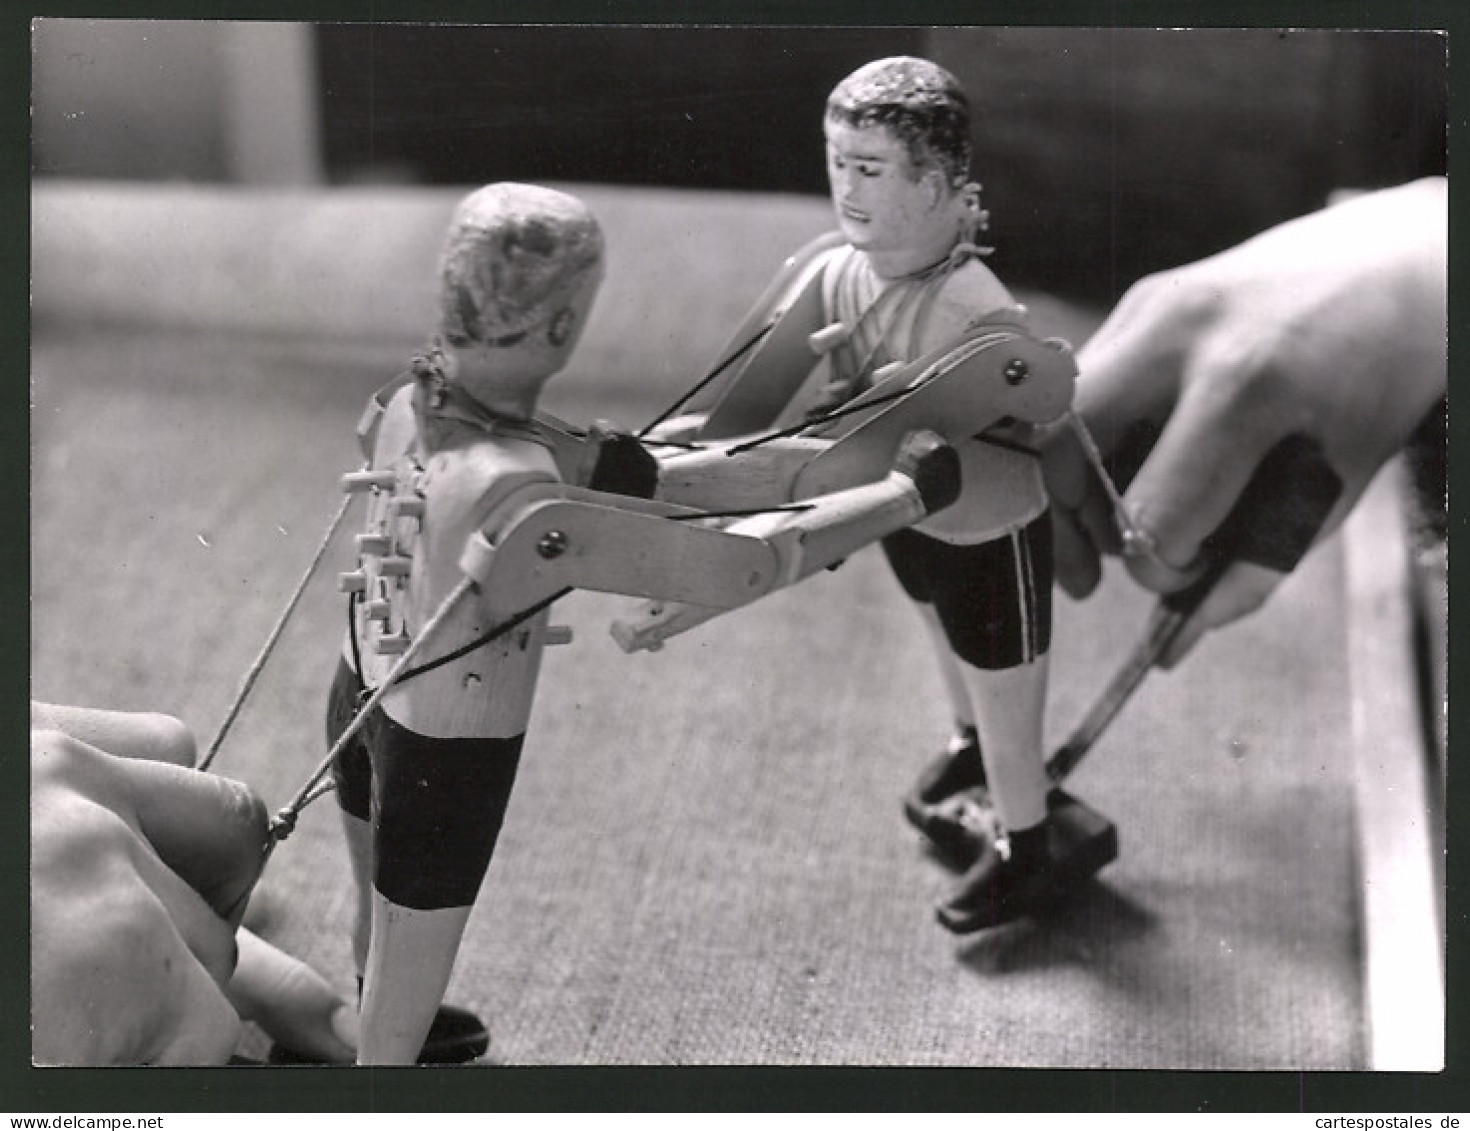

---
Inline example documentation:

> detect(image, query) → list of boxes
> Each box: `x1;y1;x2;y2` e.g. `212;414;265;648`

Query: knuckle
1119;267;1213;328
1213;349;1280;409
1194;331;1301;432
30;729;90;787
1117;270;1174;312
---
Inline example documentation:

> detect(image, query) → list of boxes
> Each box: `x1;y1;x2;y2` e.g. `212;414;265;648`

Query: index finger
1074;273;1194;443
1120;358;1290;588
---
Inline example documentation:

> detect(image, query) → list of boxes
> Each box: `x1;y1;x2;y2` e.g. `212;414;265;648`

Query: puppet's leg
899;605;987;837
959;653;1051;836
883;524;1039;856
357;716;522;1065
341;819;375;974
359;902;473;1064
268;662;393;1065
908;516;1114;932
265;662;488;1064
937;651;1073;932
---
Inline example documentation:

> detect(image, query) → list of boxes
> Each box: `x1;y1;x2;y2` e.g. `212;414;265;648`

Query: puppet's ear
921;167;948;210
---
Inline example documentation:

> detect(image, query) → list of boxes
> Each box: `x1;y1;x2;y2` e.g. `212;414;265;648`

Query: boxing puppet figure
315;184;608;1065
296;96;1111;1055
301;182;969;1065
634;57;1117;934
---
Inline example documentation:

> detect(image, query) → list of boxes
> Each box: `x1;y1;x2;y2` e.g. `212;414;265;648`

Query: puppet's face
824;118;948;270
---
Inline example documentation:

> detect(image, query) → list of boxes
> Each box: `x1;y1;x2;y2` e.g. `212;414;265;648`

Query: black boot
409;1002;491;1064
905;726;986;814
903;728;996;866
935;803;1117;934
935;821;1053;933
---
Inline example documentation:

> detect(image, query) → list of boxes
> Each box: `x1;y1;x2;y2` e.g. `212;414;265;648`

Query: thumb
119;758;270;925
1156;561;1286;669
227;929;358;1063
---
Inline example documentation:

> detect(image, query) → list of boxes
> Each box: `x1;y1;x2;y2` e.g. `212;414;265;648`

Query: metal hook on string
1061;411;1167;566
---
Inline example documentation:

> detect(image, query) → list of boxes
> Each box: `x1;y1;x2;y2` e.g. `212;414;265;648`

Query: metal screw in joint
1003;358;1029;386
536;530;570;559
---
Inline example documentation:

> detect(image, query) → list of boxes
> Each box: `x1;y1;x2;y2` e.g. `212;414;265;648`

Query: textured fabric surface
31;323;1363;1069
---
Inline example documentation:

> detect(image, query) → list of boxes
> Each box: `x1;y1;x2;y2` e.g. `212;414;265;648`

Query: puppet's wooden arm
457;431;959;646
651;327;1076;512
538;325;1076;522
458;485;782;620
651;436;829;513
609;431;957;653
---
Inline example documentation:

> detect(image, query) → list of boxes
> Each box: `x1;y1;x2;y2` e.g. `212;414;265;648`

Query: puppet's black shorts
327;659;523;910
881;511;1052;670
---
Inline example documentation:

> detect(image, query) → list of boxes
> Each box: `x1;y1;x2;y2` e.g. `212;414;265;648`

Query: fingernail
331;1003;360;1052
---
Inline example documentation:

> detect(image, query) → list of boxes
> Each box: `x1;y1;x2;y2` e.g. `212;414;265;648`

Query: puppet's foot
935;824;1054;933
268;1002;489;1065
912;786;998;869
903;729;994;866
414;1002;491;1064
935;800;1118;934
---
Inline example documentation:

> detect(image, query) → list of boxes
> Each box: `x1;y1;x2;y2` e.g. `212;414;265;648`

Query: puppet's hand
640;412;707;447
1043;177;1446;665
582;419;660;498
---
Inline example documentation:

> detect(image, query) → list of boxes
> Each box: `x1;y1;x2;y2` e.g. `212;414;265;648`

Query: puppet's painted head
825;56;972;189
823;58;987;274
436;182;605;351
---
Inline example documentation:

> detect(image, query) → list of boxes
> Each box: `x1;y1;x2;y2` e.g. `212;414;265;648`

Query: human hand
227;929;358;1064
31;704;359;1064
1044;177;1446;665
31;728;268;1064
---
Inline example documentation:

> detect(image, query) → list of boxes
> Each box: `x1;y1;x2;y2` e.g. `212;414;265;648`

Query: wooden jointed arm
456;431;959;653
457;484;782;619
651;327;1077;512
615;429;958;651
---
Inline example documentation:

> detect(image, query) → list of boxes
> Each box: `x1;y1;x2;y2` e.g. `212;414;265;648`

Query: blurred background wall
32;20;1446;304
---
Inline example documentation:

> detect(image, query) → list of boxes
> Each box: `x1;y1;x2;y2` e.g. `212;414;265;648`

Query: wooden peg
808;322;850;355
342;469;398;493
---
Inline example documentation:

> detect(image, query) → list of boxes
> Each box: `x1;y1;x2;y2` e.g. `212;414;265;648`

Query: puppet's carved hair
826;56;972;189
437;183;604;348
